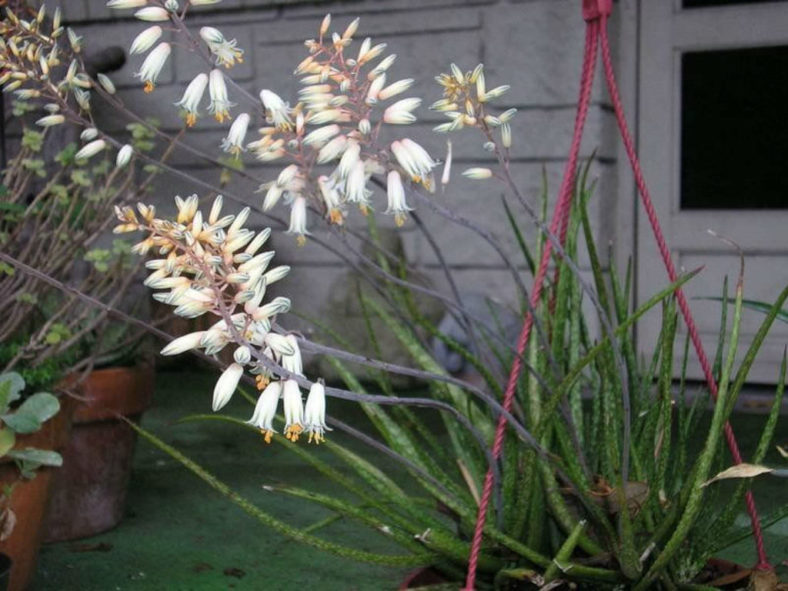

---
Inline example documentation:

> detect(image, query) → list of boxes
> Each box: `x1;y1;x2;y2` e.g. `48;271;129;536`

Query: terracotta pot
43;365;154;542
0;399;73;591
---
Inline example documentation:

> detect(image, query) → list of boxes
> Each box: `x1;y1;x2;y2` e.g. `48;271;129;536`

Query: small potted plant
0;371;65;591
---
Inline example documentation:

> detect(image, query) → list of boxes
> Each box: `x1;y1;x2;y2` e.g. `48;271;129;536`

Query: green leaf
17;393;59;424
0;428;16;457
1;412;41;434
7;448;62;467
0;373;25;408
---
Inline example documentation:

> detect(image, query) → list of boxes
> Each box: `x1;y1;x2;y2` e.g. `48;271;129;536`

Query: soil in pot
44;365;154;542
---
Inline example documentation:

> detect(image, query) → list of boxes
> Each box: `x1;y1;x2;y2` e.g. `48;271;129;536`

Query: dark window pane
680;46;788;210
684;0;786;7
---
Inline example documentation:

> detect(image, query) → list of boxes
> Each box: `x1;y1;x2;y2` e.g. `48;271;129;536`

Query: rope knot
582;0;612;21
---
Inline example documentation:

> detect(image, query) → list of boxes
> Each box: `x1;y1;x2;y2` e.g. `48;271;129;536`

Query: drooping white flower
336;139;360;179
208;69;233;122
383;97;421;124
134;6;170;22
160;331;205;356
318;175;344;225
260;89;292;130
265;333;296;357
247;381;281;443
345;160;370;211
304;381;330;444
221;112;250;156
75;139;107;160
316;135;348;164
282;379;304;442
116;144;134;168
501;123;512;149
136;42;171;92
287;196;309;245
200;26;244;68
129;26;162;55
174;73;208;127
441;140;452;187
262;184;283;211
385;170;411;227
212;363;244;411
391;139;435;183
281;335;302;376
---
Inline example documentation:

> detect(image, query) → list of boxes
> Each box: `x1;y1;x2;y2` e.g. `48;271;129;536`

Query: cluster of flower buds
431;63;516;181
0;6;135;169
109;0;240;128
247;14;438;237
115;194;329;444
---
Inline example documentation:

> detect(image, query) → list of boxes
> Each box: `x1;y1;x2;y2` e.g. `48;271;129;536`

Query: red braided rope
464;2;770;587
597;19;770;570
463;18;601;591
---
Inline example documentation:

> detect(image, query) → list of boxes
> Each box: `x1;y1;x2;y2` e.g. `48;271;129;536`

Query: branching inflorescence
114;196;328;444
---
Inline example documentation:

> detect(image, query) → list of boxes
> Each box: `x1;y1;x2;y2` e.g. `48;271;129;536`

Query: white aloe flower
233;345;252;365
391;139;435;182
262;184;283;211
260;89;292;130
130;26;162;55
81;127;99;141
346;160;371;211
136;42;171;92
134;7;170;22
75;139;107;160
304;381;330;444
212;363;244;411
175;73;208;127
221;113;250;156
316;135;348;164
282;379;304;442
385;170;411;227
265;333;295;357
336;140;360;178
441;140;452;187
208;69;233;122
383;97;421;124
200;26;244;69
107;0;147;8
97;73;116;94
378;78;414;101
36;114;64;127
263;266;290;286
462;167;493;180
287;197;309;245
116;144;134;168
281;335;302;376
160;331;205;356
501;123;512;148
247;381;281;443
318;175;343;224
371;53;397;76
175;194;199;224
303;124;340;147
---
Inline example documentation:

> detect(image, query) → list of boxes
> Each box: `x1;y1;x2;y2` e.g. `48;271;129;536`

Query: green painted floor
34;371;413;590
32;370;787;590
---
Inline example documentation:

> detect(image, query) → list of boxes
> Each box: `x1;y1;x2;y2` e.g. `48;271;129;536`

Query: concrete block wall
47;0;621;344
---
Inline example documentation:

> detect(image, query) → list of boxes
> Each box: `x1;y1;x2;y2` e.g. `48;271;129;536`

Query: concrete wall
37;0;625;347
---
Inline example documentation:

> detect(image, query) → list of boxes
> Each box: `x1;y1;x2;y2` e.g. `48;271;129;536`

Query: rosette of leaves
0;372;62;479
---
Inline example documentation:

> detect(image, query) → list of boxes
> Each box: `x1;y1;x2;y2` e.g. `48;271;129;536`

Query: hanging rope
464;1;769;587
